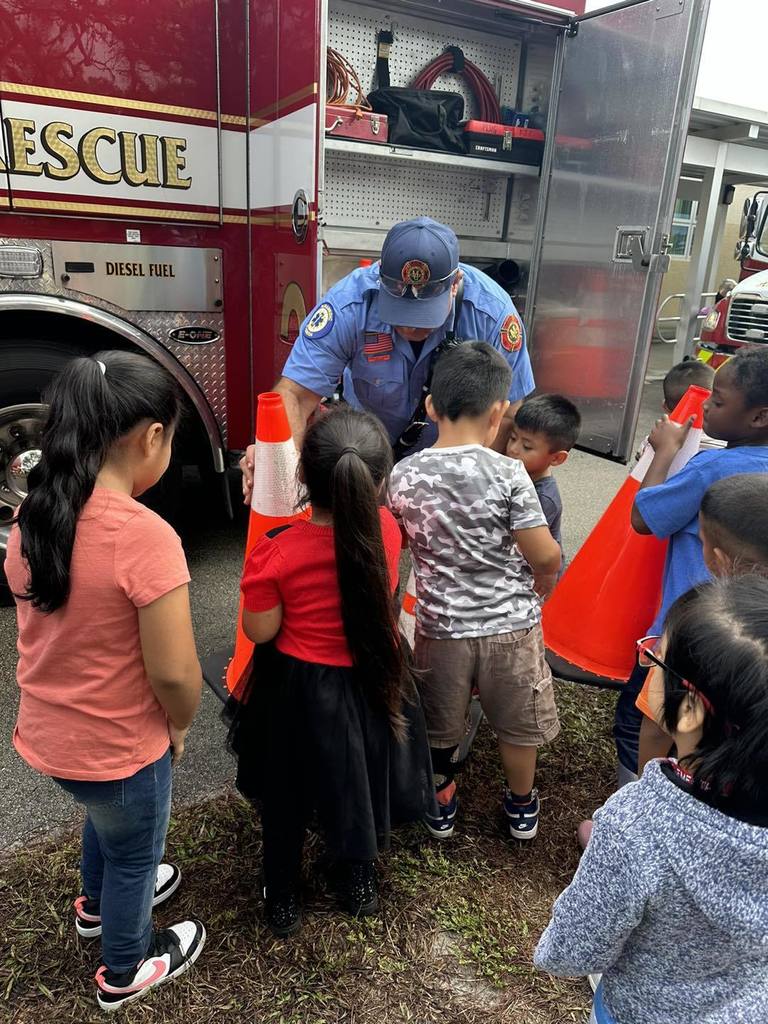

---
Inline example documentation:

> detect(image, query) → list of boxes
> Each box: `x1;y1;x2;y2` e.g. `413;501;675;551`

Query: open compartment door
529;0;709;461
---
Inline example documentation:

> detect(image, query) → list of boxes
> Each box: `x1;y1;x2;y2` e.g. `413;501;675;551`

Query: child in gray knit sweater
535;575;768;1024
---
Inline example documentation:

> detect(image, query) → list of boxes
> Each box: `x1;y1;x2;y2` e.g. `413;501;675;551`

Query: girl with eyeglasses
535;574;768;1024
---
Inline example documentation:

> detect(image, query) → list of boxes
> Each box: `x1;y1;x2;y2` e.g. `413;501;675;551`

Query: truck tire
0;340;84;599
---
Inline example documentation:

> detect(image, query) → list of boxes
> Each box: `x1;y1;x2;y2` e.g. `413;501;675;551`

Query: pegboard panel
329;0;521;120
520;41;556;117
324;149;507;238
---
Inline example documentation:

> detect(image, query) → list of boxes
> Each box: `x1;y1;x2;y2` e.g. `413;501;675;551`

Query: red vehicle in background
697;191;768;368
0;0;708;567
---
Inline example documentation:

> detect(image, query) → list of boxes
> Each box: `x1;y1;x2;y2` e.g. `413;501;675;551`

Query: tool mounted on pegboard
368;32;471;154
325;46;389;144
412;45;501;123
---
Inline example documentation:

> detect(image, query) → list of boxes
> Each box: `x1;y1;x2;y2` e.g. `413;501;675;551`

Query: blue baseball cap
378;218;460;329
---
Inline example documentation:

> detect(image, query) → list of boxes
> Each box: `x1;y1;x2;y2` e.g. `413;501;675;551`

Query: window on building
669;198;698;258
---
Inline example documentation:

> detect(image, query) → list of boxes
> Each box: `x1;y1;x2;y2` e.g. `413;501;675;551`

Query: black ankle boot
263;886;302;937
336;861;379;917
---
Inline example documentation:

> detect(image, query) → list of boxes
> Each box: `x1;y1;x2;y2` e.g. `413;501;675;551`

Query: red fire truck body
0;0;708;557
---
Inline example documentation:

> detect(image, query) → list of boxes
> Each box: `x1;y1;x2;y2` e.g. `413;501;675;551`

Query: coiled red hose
412;49;501;123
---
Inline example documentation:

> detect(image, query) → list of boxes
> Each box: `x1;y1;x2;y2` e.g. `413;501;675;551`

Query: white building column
674;141;728;362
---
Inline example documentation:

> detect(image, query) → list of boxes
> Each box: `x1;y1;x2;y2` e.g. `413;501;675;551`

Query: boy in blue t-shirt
614;348;768;785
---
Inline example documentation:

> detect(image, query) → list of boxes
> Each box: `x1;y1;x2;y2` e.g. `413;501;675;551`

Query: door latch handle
629;234;651;271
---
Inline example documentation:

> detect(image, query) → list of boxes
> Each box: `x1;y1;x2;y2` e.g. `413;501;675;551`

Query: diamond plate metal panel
0;237;227;442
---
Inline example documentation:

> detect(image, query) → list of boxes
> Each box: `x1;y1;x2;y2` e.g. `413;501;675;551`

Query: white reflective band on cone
251;438;301;517
630;427;703;484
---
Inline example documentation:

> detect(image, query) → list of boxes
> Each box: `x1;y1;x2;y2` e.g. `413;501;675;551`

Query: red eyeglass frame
636;635;715;716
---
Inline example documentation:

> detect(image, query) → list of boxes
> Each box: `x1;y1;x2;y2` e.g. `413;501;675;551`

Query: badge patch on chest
363;332;393;362
304;303;335;339
500;314;523;352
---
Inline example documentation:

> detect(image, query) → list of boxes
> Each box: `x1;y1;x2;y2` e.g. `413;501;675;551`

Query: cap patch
304;302;335;339
401;259;430;287
500;314;523;352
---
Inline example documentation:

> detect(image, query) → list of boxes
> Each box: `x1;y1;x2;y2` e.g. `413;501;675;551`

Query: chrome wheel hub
0;404;46;523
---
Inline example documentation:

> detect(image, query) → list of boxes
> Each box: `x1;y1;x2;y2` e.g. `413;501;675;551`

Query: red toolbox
462;121;544;165
325;104;388;144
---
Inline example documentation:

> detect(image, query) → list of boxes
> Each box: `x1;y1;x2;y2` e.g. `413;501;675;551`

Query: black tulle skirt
225;643;437;862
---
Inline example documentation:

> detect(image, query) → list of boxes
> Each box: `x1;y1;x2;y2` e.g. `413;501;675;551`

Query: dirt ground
0;679;616;1024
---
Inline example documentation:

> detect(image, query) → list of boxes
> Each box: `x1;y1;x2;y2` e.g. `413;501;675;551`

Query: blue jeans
53;750;172;973
612;661;649;776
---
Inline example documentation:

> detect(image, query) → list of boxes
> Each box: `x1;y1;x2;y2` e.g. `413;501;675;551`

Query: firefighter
241;216;533;500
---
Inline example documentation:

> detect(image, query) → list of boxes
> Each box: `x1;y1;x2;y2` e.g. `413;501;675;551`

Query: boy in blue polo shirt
613;348;768;785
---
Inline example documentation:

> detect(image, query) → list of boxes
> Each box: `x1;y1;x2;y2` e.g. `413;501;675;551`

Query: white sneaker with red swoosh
95;919;206;1012
75;863;182;939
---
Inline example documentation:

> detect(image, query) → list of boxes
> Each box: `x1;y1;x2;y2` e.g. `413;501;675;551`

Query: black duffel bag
368;87;466;154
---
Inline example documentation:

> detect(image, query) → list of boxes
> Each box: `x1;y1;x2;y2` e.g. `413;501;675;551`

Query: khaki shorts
414;623;560;748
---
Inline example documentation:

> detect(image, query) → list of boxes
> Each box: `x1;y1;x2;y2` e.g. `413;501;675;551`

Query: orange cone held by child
225;392;304;695
542;385;709;682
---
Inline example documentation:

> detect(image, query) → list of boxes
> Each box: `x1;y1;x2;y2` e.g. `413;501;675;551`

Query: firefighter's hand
648;415;694;458
240;444;255;506
169;723;190;766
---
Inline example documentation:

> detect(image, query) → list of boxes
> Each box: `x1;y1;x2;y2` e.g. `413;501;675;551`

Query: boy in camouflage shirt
388;342;561;840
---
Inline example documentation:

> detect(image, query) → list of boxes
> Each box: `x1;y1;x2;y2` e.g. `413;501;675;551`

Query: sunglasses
636;636;715;715
379;268;458;300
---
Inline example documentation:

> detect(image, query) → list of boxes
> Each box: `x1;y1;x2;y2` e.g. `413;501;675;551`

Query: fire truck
697;190;768;368
0;0;709;562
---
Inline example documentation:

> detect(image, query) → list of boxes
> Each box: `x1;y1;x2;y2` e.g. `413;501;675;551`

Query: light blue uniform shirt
282;263;534;451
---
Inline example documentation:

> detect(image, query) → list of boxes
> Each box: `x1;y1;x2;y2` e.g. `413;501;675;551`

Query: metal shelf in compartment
323;137;541;177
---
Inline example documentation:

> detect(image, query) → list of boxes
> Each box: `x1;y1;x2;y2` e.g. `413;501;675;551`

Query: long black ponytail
17;350;183;613
301;407;409;736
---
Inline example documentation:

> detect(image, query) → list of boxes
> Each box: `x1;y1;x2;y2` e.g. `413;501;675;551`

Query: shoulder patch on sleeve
304;302;335;339
500;313;523;352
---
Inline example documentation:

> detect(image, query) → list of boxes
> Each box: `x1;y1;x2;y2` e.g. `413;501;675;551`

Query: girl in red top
228;406;434;936
7;353;205;1011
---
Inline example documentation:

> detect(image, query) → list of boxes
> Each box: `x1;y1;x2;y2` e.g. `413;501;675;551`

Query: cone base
546;648;626;692
202;648;231;704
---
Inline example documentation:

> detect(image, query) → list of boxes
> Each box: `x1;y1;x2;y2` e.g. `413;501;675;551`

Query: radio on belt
462;121;545;165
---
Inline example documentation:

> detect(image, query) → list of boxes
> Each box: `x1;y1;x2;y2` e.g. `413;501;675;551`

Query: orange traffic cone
543;384;709;683
399;568;417;648
224;392;305;696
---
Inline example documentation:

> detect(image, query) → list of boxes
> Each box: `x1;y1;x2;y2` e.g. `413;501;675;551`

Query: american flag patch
363;332;393;353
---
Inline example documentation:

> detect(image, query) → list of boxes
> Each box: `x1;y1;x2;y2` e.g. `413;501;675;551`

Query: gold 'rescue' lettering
79;127;121;184
119;132;161;188
4;118;43;175
0;117;193;190
40;122;79;180
160;137;191;190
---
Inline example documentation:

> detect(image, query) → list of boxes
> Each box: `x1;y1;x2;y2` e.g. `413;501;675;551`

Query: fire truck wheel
0;340;85;599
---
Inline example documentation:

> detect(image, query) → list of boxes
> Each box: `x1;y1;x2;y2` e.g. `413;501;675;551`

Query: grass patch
0;680;616;1023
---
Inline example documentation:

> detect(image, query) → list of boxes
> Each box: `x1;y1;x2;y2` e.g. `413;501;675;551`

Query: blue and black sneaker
424;783;458;839
503;788;540;840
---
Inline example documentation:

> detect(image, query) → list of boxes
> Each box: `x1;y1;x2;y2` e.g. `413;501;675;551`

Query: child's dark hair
700;474;768;569
662;360;714;411
430;341;511;421
727;347;768;409
17;351;183;613
514;394;581;451
662;576;768;810
300;406;408;736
